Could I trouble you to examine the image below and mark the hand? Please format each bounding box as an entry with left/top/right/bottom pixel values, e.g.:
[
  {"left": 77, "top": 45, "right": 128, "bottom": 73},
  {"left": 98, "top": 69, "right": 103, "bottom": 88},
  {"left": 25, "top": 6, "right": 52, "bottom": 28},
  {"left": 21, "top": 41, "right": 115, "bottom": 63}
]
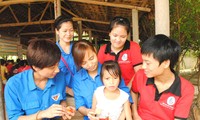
[
  {"left": 42, "top": 104, "right": 65, "bottom": 118},
  {"left": 88, "top": 111, "right": 99, "bottom": 120},
  {"left": 62, "top": 106, "right": 75, "bottom": 120},
  {"left": 133, "top": 114, "right": 142, "bottom": 120}
]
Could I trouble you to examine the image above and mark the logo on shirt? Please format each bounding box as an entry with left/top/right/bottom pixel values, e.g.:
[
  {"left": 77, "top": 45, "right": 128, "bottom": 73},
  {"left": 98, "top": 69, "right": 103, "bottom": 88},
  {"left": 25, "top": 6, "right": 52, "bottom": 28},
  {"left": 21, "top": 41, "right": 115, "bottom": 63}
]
[
  {"left": 121, "top": 54, "right": 128, "bottom": 61},
  {"left": 51, "top": 93, "right": 60, "bottom": 101},
  {"left": 167, "top": 96, "right": 175, "bottom": 105}
]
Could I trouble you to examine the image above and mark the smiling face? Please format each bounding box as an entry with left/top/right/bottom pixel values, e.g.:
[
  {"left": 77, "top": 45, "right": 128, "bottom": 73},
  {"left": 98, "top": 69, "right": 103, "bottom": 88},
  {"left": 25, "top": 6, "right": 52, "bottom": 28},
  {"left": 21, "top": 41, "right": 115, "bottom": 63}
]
[
  {"left": 142, "top": 54, "right": 169, "bottom": 78},
  {"left": 109, "top": 25, "right": 128, "bottom": 51},
  {"left": 102, "top": 69, "right": 120, "bottom": 92},
  {"left": 56, "top": 21, "right": 74, "bottom": 43},
  {"left": 81, "top": 48, "right": 98, "bottom": 73}
]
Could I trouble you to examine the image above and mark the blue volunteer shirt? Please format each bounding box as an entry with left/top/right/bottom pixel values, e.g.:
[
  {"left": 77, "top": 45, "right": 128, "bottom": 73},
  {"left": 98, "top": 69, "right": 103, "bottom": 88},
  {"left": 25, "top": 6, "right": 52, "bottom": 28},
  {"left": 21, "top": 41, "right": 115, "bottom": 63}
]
[
  {"left": 56, "top": 41, "right": 77, "bottom": 88},
  {"left": 4, "top": 69, "right": 67, "bottom": 120},
  {"left": 72, "top": 63, "right": 131, "bottom": 120}
]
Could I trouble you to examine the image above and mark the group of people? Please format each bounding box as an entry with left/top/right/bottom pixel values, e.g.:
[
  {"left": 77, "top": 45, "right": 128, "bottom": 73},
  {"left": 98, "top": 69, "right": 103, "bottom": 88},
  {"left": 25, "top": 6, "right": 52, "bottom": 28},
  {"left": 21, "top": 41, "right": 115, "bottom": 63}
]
[
  {"left": 3, "top": 15, "right": 194, "bottom": 120},
  {"left": 1, "top": 59, "right": 30, "bottom": 91}
]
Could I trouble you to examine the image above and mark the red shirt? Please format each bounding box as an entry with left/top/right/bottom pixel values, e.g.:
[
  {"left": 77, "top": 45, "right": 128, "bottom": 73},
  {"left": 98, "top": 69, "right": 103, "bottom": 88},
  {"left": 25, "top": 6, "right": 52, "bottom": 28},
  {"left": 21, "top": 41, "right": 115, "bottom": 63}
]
[
  {"left": 132, "top": 69, "right": 194, "bottom": 119},
  {"left": 98, "top": 41, "right": 142, "bottom": 85}
]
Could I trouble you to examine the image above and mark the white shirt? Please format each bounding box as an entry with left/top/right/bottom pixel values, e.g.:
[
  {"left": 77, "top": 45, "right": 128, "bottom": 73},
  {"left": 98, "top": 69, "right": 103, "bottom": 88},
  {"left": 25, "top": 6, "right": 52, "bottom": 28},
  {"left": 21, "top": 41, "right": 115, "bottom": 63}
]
[{"left": 94, "top": 86, "right": 129, "bottom": 120}]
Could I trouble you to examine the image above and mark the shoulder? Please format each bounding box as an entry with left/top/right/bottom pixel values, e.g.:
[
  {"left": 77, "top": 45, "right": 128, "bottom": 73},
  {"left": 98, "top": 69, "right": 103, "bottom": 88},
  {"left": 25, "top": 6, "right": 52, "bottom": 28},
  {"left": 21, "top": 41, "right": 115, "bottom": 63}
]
[
  {"left": 180, "top": 76, "right": 194, "bottom": 91},
  {"left": 6, "top": 70, "right": 31, "bottom": 90},
  {"left": 119, "top": 88, "right": 129, "bottom": 97},
  {"left": 95, "top": 86, "right": 104, "bottom": 92},
  {"left": 129, "top": 41, "right": 141, "bottom": 49},
  {"left": 135, "top": 69, "right": 146, "bottom": 78},
  {"left": 73, "top": 69, "right": 88, "bottom": 83},
  {"left": 99, "top": 44, "right": 107, "bottom": 51}
]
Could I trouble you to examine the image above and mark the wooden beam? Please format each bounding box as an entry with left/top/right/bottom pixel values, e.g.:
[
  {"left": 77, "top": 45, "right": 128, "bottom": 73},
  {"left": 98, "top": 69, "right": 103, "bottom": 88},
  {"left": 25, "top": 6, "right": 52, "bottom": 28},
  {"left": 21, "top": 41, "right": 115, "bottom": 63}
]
[
  {"left": 9, "top": 6, "right": 19, "bottom": 23},
  {"left": 1, "top": 16, "right": 109, "bottom": 28},
  {"left": 14, "top": 9, "right": 44, "bottom": 36},
  {"left": 0, "top": 0, "right": 54, "bottom": 6},
  {"left": 39, "top": 2, "right": 50, "bottom": 21},
  {"left": 0, "top": 5, "right": 8, "bottom": 14},
  {"left": 28, "top": 3, "right": 31, "bottom": 22},
  {"left": 20, "top": 31, "right": 54, "bottom": 36},
  {"left": 68, "top": 0, "right": 151, "bottom": 12},
  {"left": 85, "top": 29, "right": 109, "bottom": 33},
  {"left": 0, "top": 20, "right": 54, "bottom": 27},
  {"left": 61, "top": 6, "right": 79, "bottom": 17},
  {"left": 73, "top": 17, "right": 109, "bottom": 24},
  {"left": 19, "top": 28, "right": 108, "bottom": 36}
]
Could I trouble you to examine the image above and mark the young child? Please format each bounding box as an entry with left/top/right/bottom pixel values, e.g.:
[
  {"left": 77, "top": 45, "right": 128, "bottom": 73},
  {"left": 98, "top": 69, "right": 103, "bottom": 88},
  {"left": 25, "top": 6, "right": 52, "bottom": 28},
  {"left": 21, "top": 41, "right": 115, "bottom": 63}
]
[
  {"left": 4, "top": 39, "right": 75, "bottom": 120},
  {"left": 131, "top": 34, "right": 194, "bottom": 120},
  {"left": 88, "top": 60, "right": 132, "bottom": 120},
  {"left": 72, "top": 40, "right": 130, "bottom": 120}
]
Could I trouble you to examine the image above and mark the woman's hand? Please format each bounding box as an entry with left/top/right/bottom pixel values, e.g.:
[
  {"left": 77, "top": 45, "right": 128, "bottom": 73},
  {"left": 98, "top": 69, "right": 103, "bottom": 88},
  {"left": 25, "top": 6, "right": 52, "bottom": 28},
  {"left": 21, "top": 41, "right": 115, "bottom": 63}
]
[
  {"left": 88, "top": 111, "right": 99, "bottom": 120},
  {"left": 62, "top": 106, "right": 76, "bottom": 120}
]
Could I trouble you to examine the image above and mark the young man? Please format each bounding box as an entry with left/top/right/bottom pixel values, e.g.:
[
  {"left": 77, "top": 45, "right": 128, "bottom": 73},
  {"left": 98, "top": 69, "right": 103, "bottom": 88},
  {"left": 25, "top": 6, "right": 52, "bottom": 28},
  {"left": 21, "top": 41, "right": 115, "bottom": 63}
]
[
  {"left": 4, "top": 39, "right": 75, "bottom": 120},
  {"left": 131, "top": 34, "right": 194, "bottom": 120}
]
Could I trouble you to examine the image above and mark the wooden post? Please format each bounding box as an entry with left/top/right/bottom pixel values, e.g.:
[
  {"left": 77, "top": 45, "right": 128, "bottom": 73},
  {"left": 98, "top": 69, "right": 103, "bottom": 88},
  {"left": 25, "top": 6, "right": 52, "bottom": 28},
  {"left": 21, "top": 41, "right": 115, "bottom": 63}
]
[
  {"left": 88, "top": 30, "right": 92, "bottom": 42},
  {"left": 155, "top": 0, "right": 170, "bottom": 36},
  {"left": 77, "top": 21, "right": 82, "bottom": 40},
  {"left": 94, "top": 38, "right": 98, "bottom": 51},
  {"left": 17, "top": 40, "right": 23, "bottom": 59},
  {"left": 0, "top": 64, "right": 5, "bottom": 120},
  {"left": 132, "top": 9, "right": 139, "bottom": 43},
  {"left": 54, "top": 0, "right": 61, "bottom": 41}
]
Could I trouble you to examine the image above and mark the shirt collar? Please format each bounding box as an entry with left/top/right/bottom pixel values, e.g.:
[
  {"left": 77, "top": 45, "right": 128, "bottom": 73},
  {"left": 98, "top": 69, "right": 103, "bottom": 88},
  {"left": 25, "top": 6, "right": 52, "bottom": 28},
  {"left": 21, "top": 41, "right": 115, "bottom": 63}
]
[
  {"left": 105, "top": 40, "right": 130, "bottom": 54},
  {"left": 80, "top": 62, "right": 101, "bottom": 81},
  {"left": 56, "top": 41, "right": 73, "bottom": 54},
  {"left": 146, "top": 73, "right": 181, "bottom": 96},
  {"left": 28, "top": 69, "right": 36, "bottom": 91}
]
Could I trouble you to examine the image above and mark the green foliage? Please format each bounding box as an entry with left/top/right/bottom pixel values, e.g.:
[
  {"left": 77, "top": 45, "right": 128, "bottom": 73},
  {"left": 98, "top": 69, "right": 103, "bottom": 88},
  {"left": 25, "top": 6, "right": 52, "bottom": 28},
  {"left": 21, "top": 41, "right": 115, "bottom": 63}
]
[{"left": 170, "top": 0, "right": 200, "bottom": 57}]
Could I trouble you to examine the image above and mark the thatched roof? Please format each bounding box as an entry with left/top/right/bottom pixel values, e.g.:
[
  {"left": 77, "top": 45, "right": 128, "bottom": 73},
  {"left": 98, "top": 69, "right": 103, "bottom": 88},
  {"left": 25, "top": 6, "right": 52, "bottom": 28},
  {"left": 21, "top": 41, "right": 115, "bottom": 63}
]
[{"left": 0, "top": 0, "right": 154, "bottom": 45}]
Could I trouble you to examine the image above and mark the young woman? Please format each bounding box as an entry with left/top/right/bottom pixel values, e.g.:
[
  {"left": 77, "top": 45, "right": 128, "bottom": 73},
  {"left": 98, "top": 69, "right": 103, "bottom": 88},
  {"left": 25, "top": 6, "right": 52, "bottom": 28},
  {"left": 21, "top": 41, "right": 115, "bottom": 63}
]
[
  {"left": 88, "top": 60, "right": 132, "bottom": 120},
  {"left": 72, "top": 40, "right": 130, "bottom": 120},
  {"left": 54, "top": 15, "right": 77, "bottom": 96},
  {"left": 4, "top": 39, "right": 75, "bottom": 120},
  {"left": 98, "top": 16, "right": 143, "bottom": 88}
]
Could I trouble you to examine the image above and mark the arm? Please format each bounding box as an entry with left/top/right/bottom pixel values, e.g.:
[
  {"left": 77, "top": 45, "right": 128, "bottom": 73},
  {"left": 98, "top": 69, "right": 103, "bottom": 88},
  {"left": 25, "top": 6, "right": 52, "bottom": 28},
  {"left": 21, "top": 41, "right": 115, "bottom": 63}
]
[
  {"left": 66, "top": 86, "right": 74, "bottom": 96},
  {"left": 18, "top": 104, "right": 66, "bottom": 120},
  {"left": 131, "top": 91, "right": 142, "bottom": 120},
  {"left": 92, "top": 94, "right": 97, "bottom": 110},
  {"left": 124, "top": 100, "right": 132, "bottom": 120},
  {"left": 88, "top": 94, "right": 99, "bottom": 120}
]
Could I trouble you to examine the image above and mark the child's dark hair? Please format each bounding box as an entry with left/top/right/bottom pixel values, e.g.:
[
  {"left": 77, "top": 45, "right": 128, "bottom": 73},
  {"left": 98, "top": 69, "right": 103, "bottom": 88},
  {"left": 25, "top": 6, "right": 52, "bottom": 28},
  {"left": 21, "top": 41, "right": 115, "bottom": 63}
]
[
  {"left": 27, "top": 39, "right": 61, "bottom": 70},
  {"left": 54, "top": 15, "right": 73, "bottom": 30},
  {"left": 141, "top": 34, "right": 181, "bottom": 70},
  {"left": 109, "top": 16, "right": 131, "bottom": 34},
  {"left": 100, "top": 60, "right": 122, "bottom": 83}
]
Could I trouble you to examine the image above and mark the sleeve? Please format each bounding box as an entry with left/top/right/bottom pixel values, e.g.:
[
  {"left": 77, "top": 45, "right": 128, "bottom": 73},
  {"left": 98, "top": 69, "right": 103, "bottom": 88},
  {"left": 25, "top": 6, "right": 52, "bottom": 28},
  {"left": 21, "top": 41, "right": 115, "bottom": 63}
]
[
  {"left": 4, "top": 80, "right": 24, "bottom": 120},
  {"left": 120, "top": 90, "right": 129, "bottom": 104},
  {"left": 118, "top": 78, "right": 133, "bottom": 103},
  {"left": 174, "top": 83, "right": 194, "bottom": 119},
  {"left": 72, "top": 77, "right": 86, "bottom": 110},
  {"left": 98, "top": 45, "right": 106, "bottom": 64},
  {"left": 130, "top": 42, "right": 143, "bottom": 66}
]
